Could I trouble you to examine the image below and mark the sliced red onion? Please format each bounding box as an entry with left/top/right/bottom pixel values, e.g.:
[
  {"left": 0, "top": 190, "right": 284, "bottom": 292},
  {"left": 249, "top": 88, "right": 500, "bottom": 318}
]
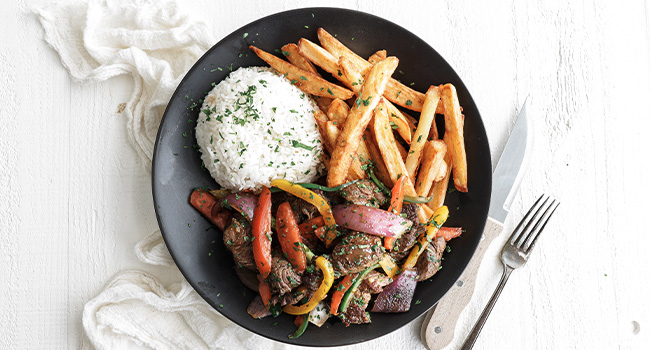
[
  {"left": 371, "top": 268, "right": 418, "bottom": 313},
  {"left": 331, "top": 204, "right": 413, "bottom": 238},
  {"left": 222, "top": 192, "right": 257, "bottom": 221}
]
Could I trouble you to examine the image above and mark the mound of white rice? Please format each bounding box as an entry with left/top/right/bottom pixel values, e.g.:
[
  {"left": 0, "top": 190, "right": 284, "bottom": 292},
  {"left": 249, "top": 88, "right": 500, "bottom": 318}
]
[{"left": 195, "top": 67, "right": 325, "bottom": 191}]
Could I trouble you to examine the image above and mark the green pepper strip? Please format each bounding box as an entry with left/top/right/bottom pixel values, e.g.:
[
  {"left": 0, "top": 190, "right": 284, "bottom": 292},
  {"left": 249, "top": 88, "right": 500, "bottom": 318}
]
[
  {"left": 288, "top": 313, "right": 310, "bottom": 339},
  {"left": 403, "top": 195, "right": 433, "bottom": 204},
  {"left": 338, "top": 262, "right": 381, "bottom": 314},
  {"left": 367, "top": 167, "right": 391, "bottom": 195},
  {"left": 298, "top": 180, "right": 359, "bottom": 192}
]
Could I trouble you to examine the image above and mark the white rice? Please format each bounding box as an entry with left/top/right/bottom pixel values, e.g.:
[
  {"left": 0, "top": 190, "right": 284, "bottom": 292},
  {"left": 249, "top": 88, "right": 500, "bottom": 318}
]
[{"left": 195, "top": 67, "right": 325, "bottom": 191}]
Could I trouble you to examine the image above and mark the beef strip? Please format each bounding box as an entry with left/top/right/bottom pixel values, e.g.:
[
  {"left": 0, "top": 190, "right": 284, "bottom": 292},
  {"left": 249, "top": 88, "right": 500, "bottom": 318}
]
[
  {"left": 270, "top": 286, "right": 307, "bottom": 307},
  {"left": 389, "top": 203, "right": 422, "bottom": 262},
  {"left": 267, "top": 252, "right": 302, "bottom": 295},
  {"left": 331, "top": 232, "right": 384, "bottom": 275},
  {"left": 272, "top": 189, "right": 331, "bottom": 223},
  {"left": 416, "top": 236, "right": 447, "bottom": 281},
  {"left": 222, "top": 215, "right": 256, "bottom": 270},
  {"left": 339, "top": 289, "right": 372, "bottom": 325},
  {"left": 338, "top": 179, "right": 388, "bottom": 208},
  {"left": 247, "top": 295, "right": 271, "bottom": 319},
  {"left": 359, "top": 270, "right": 393, "bottom": 294}
]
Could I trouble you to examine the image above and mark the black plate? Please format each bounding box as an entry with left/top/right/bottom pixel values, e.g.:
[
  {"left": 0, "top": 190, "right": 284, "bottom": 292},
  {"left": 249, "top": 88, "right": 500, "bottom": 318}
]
[{"left": 153, "top": 7, "right": 491, "bottom": 347}]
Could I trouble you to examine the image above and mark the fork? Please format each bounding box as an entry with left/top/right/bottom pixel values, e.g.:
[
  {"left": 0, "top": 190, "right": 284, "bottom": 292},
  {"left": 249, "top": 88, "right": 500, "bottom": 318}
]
[{"left": 460, "top": 195, "right": 560, "bottom": 350}]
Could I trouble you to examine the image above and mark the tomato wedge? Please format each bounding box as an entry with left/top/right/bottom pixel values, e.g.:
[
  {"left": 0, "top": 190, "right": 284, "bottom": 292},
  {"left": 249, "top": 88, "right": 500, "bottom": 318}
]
[
  {"left": 330, "top": 274, "right": 355, "bottom": 316},
  {"left": 252, "top": 186, "right": 273, "bottom": 278},
  {"left": 277, "top": 202, "right": 307, "bottom": 273},
  {"left": 384, "top": 176, "right": 406, "bottom": 250}
]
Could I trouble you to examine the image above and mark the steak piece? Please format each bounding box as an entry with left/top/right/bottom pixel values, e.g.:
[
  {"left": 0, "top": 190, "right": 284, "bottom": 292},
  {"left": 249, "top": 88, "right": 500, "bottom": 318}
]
[
  {"left": 222, "top": 215, "right": 256, "bottom": 270},
  {"left": 339, "top": 179, "right": 388, "bottom": 208},
  {"left": 416, "top": 236, "right": 447, "bottom": 281},
  {"left": 339, "top": 289, "right": 371, "bottom": 325},
  {"left": 272, "top": 189, "right": 331, "bottom": 223},
  {"left": 331, "top": 232, "right": 384, "bottom": 275},
  {"left": 389, "top": 203, "right": 421, "bottom": 262},
  {"left": 247, "top": 295, "right": 271, "bottom": 319},
  {"left": 360, "top": 270, "right": 393, "bottom": 294},
  {"left": 267, "top": 252, "right": 302, "bottom": 295}
]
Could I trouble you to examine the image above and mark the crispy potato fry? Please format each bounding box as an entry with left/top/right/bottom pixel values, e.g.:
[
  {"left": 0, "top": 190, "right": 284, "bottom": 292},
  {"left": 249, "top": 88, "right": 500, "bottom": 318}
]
[
  {"left": 297, "top": 38, "right": 346, "bottom": 82},
  {"left": 324, "top": 121, "right": 366, "bottom": 181},
  {"left": 327, "top": 57, "right": 399, "bottom": 187},
  {"left": 326, "top": 98, "right": 350, "bottom": 126},
  {"left": 364, "top": 130, "right": 393, "bottom": 187},
  {"left": 313, "top": 109, "right": 331, "bottom": 150},
  {"left": 372, "top": 100, "right": 416, "bottom": 196},
  {"left": 281, "top": 43, "right": 319, "bottom": 74},
  {"left": 392, "top": 137, "right": 407, "bottom": 161},
  {"left": 339, "top": 57, "right": 416, "bottom": 145},
  {"left": 428, "top": 151, "right": 452, "bottom": 211},
  {"left": 435, "top": 159, "right": 448, "bottom": 181},
  {"left": 368, "top": 50, "right": 387, "bottom": 65},
  {"left": 440, "top": 84, "right": 468, "bottom": 192},
  {"left": 282, "top": 43, "right": 332, "bottom": 111},
  {"left": 317, "top": 28, "right": 426, "bottom": 112},
  {"left": 405, "top": 86, "right": 441, "bottom": 179},
  {"left": 326, "top": 99, "right": 372, "bottom": 175},
  {"left": 249, "top": 45, "right": 354, "bottom": 100},
  {"left": 415, "top": 140, "right": 447, "bottom": 197}
]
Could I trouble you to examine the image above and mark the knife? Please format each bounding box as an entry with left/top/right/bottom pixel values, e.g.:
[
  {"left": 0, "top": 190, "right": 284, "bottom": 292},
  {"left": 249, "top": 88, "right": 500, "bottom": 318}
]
[{"left": 421, "top": 99, "right": 531, "bottom": 350}]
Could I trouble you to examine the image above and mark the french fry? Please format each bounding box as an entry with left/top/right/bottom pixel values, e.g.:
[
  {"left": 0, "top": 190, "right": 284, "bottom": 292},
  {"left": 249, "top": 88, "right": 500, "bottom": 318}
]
[
  {"left": 368, "top": 50, "right": 387, "bottom": 65},
  {"left": 372, "top": 100, "right": 416, "bottom": 196},
  {"left": 297, "top": 38, "right": 346, "bottom": 82},
  {"left": 281, "top": 43, "right": 319, "bottom": 74},
  {"left": 435, "top": 159, "right": 448, "bottom": 181},
  {"left": 282, "top": 43, "right": 332, "bottom": 112},
  {"left": 364, "top": 130, "right": 393, "bottom": 187},
  {"left": 395, "top": 137, "right": 408, "bottom": 161},
  {"left": 249, "top": 45, "right": 354, "bottom": 100},
  {"left": 405, "top": 86, "right": 441, "bottom": 179},
  {"left": 339, "top": 57, "right": 416, "bottom": 144},
  {"left": 327, "top": 57, "right": 399, "bottom": 187},
  {"left": 440, "top": 84, "right": 468, "bottom": 192},
  {"left": 324, "top": 121, "right": 366, "bottom": 181},
  {"left": 326, "top": 98, "right": 350, "bottom": 126},
  {"left": 373, "top": 101, "right": 433, "bottom": 224},
  {"left": 317, "top": 28, "right": 426, "bottom": 112},
  {"left": 326, "top": 100, "right": 373, "bottom": 174},
  {"left": 313, "top": 109, "right": 331, "bottom": 151},
  {"left": 428, "top": 151, "right": 452, "bottom": 211},
  {"left": 415, "top": 140, "right": 447, "bottom": 197}
]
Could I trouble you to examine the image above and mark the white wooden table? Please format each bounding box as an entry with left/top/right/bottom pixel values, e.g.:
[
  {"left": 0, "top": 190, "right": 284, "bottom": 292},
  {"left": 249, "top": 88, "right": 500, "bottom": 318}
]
[{"left": 2, "top": 0, "right": 649, "bottom": 349}]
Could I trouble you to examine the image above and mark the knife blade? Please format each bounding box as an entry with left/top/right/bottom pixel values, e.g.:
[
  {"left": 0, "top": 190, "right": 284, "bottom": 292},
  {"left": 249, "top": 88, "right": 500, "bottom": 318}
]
[{"left": 422, "top": 99, "right": 531, "bottom": 350}]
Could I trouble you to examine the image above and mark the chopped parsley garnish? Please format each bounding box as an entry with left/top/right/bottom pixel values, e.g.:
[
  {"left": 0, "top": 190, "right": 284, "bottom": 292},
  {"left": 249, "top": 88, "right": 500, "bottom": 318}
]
[{"left": 291, "top": 140, "right": 315, "bottom": 151}]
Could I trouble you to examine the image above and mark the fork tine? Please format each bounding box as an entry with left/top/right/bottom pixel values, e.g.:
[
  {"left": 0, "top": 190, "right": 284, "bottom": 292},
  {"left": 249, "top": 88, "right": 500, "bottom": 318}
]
[
  {"left": 509, "top": 195, "right": 545, "bottom": 245},
  {"left": 513, "top": 196, "right": 550, "bottom": 247},
  {"left": 523, "top": 200, "right": 560, "bottom": 254}
]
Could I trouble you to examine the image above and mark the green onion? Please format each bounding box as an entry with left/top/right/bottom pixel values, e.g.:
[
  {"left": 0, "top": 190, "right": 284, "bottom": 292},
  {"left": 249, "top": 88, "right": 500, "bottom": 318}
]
[
  {"left": 339, "top": 263, "right": 380, "bottom": 314},
  {"left": 288, "top": 313, "right": 310, "bottom": 339},
  {"left": 403, "top": 195, "right": 433, "bottom": 204},
  {"left": 367, "top": 167, "right": 391, "bottom": 195},
  {"left": 297, "top": 180, "right": 359, "bottom": 192}
]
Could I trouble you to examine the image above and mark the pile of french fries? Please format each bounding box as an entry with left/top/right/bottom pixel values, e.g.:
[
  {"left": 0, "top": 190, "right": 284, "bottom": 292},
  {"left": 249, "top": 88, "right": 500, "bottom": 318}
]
[{"left": 250, "top": 28, "right": 468, "bottom": 224}]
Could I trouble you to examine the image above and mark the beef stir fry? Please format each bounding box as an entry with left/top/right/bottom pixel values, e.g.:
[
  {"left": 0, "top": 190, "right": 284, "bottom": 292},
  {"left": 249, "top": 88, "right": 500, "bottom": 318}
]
[{"left": 190, "top": 176, "right": 462, "bottom": 338}]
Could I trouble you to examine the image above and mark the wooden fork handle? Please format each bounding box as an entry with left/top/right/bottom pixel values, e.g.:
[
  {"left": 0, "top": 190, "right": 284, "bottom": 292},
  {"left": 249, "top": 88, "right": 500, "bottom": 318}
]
[{"left": 421, "top": 218, "right": 504, "bottom": 350}]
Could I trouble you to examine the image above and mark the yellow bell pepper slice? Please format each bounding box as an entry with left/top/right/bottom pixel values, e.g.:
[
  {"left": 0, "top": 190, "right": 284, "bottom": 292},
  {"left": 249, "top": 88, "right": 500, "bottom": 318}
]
[
  {"left": 379, "top": 254, "right": 399, "bottom": 279},
  {"left": 271, "top": 179, "right": 338, "bottom": 246},
  {"left": 402, "top": 206, "right": 449, "bottom": 270},
  {"left": 283, "top": 256, "right": 334, "bottom": 315}
]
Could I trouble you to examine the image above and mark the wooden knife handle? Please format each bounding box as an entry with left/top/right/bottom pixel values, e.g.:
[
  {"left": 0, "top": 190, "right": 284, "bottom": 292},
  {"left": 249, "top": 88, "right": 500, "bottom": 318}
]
[{"left": 422, "top": 218, "right": 504, "bottom": 350}]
